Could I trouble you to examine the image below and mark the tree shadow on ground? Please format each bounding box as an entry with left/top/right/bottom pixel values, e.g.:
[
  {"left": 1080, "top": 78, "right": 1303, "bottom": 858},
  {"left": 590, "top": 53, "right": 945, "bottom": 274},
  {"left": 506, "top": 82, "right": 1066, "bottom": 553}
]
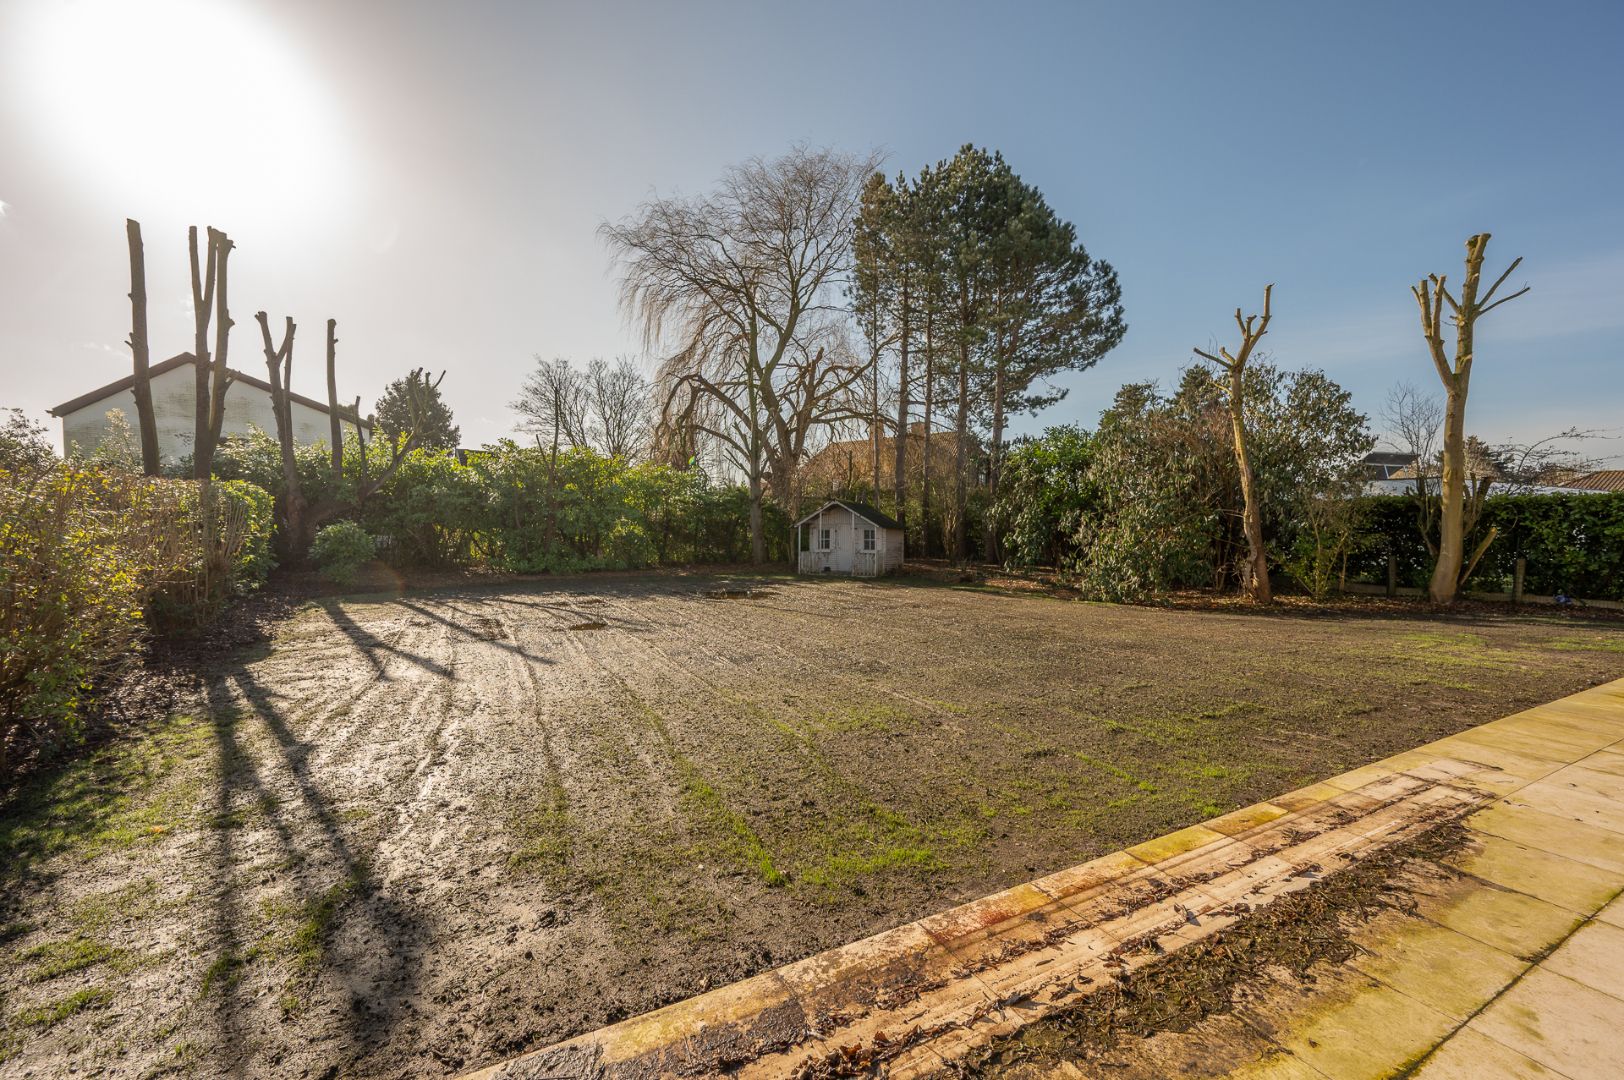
[
  {"left": 200, "top": 667, "right": 425, "bottom": 1076},
  {"left": 319, "top": 599, "right": 458, "bottom": 679}
]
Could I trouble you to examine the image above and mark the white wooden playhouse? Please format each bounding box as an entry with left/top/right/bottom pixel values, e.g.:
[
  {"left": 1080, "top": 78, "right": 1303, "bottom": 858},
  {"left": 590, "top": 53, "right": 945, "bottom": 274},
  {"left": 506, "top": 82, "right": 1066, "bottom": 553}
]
[{"left": 794, "top": 500, "right": 905, "bottom": 578}]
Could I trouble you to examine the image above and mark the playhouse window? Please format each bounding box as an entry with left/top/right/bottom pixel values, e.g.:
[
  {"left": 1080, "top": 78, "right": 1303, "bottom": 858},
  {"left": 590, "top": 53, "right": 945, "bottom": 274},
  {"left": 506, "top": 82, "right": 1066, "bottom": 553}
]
[
  {"left": 862, "top": 528, "right": 876, "bottom": 552},
  {"left": 815, "top": 528, "right": 832, "bottom": 551}
]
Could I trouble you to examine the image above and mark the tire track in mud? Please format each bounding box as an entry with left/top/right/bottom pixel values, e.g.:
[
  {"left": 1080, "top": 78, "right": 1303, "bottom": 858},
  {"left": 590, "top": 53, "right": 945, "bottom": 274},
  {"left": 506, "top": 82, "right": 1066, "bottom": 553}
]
[
  {"left": 612, "top": 586, "right": 1191, "bottom": 885},
  {"left": 544, "top": 590, "right": 966, "bottom": 902}
]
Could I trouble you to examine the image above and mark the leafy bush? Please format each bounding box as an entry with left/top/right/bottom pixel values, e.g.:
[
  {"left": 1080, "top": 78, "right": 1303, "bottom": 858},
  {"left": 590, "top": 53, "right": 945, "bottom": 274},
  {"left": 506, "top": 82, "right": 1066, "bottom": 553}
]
[
  {"left": 2, "top": 461, "right": 275, "bottom": 781},
  {"left": 2, "top": 467, "right": 147, "bottom": 774},
  {"left": 144, "top": 479, "right": 276, "bottom": 631},
  {"left": 994, "top": 426, "right": 1098, "bottom": 569},
  {"left": 1059, "top": 367, "right": 1371, "bottom": 601},
  {"left": 310, "top": 521, "right": 376, "bottom": 585}
]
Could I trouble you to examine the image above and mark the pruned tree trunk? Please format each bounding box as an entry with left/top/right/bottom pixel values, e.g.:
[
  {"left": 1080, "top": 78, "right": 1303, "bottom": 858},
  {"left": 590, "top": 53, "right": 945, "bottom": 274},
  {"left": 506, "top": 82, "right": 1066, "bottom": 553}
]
[
  {"left": 204, "top": 229, "right": 233, "bottom": 464},
  {"left": 256, "top": 312, "right": 306, "bottom": 554},
  {"left": 1195, "top": 284, "right": 1274, "bottom": 604},
  {"left": 1228, "top": 363, "right": 1269, "bottom": 602},
  {"left": 326, "top": 319, "right": 342, "bottom": 480},
  {"left": 189, "top": 226, "right": 216, "bottom": 479},
  {"left": 1412, "top": 233, "right": 1527, "bottom": 604},
  {"left": 186, "top": 226, "right": 234, "bottom": 481},
  {"left": 125, "top": 219, "right": 161, "bottom": 475},
  {"left": 258, "top": 290, "right": 435, "bottom": 560}
]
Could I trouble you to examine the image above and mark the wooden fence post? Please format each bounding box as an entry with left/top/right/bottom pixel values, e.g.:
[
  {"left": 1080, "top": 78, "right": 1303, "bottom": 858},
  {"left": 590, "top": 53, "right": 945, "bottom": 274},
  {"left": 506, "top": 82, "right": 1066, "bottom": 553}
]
[
  {"left": 1386, "top": 551, "right": 1398, "bottom": 598},
  {"left": 1512, "top": 557, "right": 1526, "bottom": 604}
]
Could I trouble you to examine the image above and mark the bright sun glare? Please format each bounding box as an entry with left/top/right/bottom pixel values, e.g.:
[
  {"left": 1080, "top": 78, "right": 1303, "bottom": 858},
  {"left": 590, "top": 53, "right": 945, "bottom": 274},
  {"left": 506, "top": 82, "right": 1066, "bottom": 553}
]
[{"left": 8, "top": 0, "right": 353, "bottom": 227}]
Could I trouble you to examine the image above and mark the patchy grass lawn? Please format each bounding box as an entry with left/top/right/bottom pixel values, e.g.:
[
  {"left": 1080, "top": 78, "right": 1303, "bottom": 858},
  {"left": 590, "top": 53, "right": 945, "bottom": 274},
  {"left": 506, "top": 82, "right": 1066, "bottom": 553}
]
[{"left": 0, "top": 572, "right": 1619, "bottom": 1077}]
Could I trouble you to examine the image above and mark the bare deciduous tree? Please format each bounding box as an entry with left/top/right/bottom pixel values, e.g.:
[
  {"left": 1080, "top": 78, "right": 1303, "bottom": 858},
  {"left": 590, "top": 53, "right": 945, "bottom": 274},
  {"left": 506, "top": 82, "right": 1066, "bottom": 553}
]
[
  {"left": 603, "top": 145, "right": 880, "bottom": 562},
  {"left": 586, "top": 356, "right": 654, "bottom": 461},
  {"left": 124, "top": 219, "right": 161, "bottom": 475},
  {"left": 1412, "top": 232, "right": 1528, "bottom": 603},
  {"left": 1493, "top": 428, "right": 1607, "bottom": 492},
  {"left": 1194, "top": 284, "right": 1274, "bottom": 604},
  {"left": 1381, "top": 383, "right": 1443, "bottom": 485},
  {"left": 1382, "top": 381, "right": 1448, "bottom": 554},
  {"left": 514, "top": 357, "right": 592, "bottom": 451}
]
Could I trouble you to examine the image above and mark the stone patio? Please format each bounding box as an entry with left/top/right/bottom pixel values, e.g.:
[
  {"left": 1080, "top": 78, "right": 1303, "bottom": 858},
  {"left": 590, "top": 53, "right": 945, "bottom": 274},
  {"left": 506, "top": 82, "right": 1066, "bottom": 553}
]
[{"left": 460, "top": 677, "right": 1624, "bottom": 1080}]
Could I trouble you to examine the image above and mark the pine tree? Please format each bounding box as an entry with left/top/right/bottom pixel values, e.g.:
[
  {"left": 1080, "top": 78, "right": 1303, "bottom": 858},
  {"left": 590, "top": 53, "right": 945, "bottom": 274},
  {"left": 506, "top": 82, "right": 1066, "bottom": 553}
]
[{"left": 377, "top": 371, "right": 459, "bottom": 451}]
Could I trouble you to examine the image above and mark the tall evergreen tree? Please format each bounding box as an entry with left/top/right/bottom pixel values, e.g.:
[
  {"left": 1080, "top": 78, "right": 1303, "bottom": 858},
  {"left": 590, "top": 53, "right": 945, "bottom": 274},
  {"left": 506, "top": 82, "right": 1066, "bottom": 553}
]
[{"left": 377, "top": 370, "right": 459, "bottom": 450}]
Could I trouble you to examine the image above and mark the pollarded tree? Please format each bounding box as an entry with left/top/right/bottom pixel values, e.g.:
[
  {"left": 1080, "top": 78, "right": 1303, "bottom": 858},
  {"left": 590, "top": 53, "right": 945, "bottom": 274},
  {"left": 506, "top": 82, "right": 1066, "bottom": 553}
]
[
  {"left": 123, "top": 219, "right": 161, "bottom": 475},
  {"left": 187, "top": 226, "right": 235, "bottom": 482},
  {"left": 1195, "top": 286, "right": 1274, "bottom": 603},
  {"left": 257, "top": 311, "right": 442, "bottom": 557},
  {"left": 1411, "top": 233, "right": 1528, "bottom": 604}
]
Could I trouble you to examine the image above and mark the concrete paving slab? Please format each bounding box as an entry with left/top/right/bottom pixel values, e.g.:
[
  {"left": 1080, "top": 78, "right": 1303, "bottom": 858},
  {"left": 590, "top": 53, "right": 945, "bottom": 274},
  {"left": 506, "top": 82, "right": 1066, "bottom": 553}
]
[
  {"left": 1419, "top": 877, "right": 1584, "bottom": 960},
  {"left": 1346, "top": 916, "right": 1526, "bottom": 1020},
  {"left": 1541, "top": 919, "right": 1624, "bottom": 1001},
  {"left": 1468, "top": 967, "right": 1624, "bottom": 1079},
  {"left": 1248, "top": 974, "right": 1460, "bottom": 1080},
  {"left": 1465, "top": 802, "right": 1624, "bottom": 874},
  {"left": 1578, "top": 747, "right": 1624, "bottom": 777},
  {"left": 1409, "top": 1026, "right": 1568, "bottom": 1079},
  {"left": 1507, "top": 776, "right": 1624, "bottom": 835},
  {"left": 1447, "top": 831, "right": 1623, "bottom": 914}
]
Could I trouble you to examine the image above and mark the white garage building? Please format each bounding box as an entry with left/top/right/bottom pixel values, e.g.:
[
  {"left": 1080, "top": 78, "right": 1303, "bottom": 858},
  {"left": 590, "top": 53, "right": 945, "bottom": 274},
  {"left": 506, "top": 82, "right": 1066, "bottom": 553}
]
[
  {"left": 794, "top": 500, "right": 905, "bottom": 578},
  {"left": 50, "top": 352, "right": 366, "bottom": 464}
]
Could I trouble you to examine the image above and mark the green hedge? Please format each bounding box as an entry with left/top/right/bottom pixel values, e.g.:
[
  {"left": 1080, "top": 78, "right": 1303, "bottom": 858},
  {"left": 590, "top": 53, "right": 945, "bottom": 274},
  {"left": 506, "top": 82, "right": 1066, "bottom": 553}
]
[
  {"left": 210, "top": 430, "right": 790, "bottom": 573},
  {"left": 359, "top": 444, "right": 790, "bottom": 571},
  {"left": 1348, "top": 493, "right": 1624, "bottom": 600},
  {"left": 2, "top": 465, "right": 274, "bottom": 782}
]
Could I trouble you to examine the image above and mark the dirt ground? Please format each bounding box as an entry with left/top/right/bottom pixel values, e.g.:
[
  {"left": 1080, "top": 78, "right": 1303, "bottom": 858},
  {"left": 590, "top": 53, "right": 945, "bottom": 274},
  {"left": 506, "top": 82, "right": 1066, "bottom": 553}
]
[{"left": 1, "top": 572, "right": 1620, "bottom": 1078}]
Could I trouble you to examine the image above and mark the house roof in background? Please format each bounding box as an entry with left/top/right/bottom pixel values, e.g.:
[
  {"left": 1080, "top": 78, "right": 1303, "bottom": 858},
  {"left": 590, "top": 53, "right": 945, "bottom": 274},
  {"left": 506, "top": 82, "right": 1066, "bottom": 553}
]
[
  {"left": 50, "top": 352, "right": 369, "bottom": 426},
  {"left": 1361, "top": 451, "right": 1417, "bottom": 467},
  {"left": 1567, "top": 470, "right": 1624, "bottom": 492},
  {"left": 795, "top": 499, "right": 904, "bottom": 531}
]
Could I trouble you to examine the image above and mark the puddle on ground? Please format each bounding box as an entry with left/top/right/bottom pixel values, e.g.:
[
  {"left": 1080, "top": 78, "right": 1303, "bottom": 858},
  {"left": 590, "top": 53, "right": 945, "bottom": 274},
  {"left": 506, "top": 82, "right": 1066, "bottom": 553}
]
[
  {"left": 568, "top": 621, "right": 608, "bottom": 631},
  {"left": 706, "top": 586, "right": 776, "bottom": 600}
]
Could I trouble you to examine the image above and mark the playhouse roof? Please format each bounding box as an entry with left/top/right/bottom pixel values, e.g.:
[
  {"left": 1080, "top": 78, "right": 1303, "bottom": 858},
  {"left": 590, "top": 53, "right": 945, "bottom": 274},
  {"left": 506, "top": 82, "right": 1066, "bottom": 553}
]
[{"left": 794, "top": 499, "right": 903, "bottom": 531}]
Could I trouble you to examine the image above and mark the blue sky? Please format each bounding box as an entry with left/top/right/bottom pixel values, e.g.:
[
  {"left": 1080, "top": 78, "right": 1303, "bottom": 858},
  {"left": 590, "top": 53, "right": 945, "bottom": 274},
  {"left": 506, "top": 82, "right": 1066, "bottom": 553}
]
[{"left": 2, "top": 0, "right": 1620, "bottom": 459}]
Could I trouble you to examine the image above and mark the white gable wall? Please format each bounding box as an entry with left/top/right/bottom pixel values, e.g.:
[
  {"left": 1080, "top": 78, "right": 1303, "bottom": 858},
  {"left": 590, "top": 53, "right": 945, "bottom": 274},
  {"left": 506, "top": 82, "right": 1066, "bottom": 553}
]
[
  {"left": 796, "top": 504, "right": 904, "bottom": 576},
  {"left": 61, "top": 362, "right": 338, "bottom": 465}
]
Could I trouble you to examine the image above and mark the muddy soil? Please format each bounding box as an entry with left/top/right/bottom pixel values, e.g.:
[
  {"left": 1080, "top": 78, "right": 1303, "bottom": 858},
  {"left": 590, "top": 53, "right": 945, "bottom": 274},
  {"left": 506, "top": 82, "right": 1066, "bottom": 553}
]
[{"left": 1, "top": 573, "right": 1619, "bottom": 1078}]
